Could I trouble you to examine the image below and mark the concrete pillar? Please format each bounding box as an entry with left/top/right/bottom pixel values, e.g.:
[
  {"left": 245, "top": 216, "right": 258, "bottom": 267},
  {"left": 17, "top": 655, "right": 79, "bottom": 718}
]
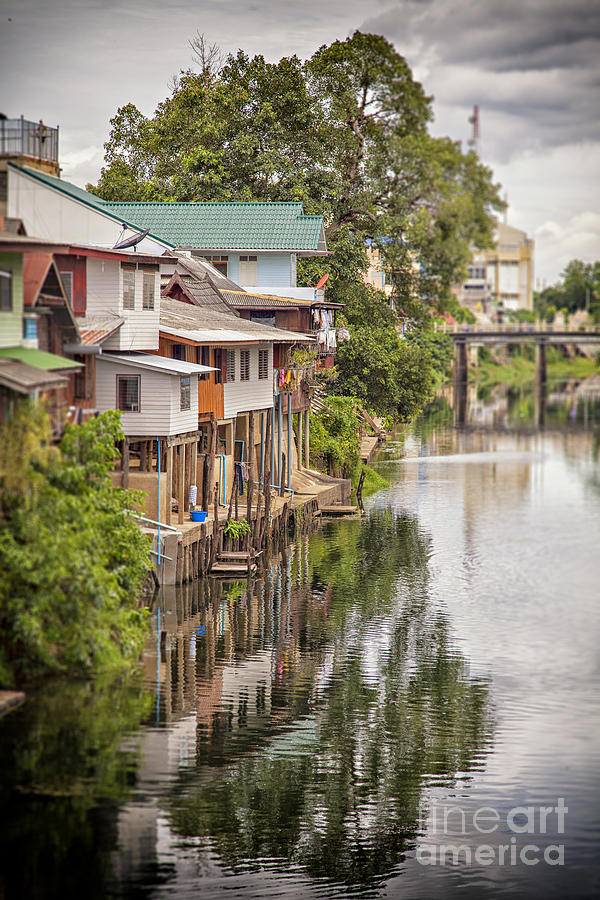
[
  {"left": 271, "top": 401, "right": 276, "bottom": 491},
  {"left": 534, "top": 382, "right": 546, "bottom": 428},
  {"left": 165, "top": 444, "right": 173, "bottom": 526},
  {"left": 297, "top": 411, "right": 303, "bottom": 469},
  {"left": 304, "top": 408, "right": 310, "bottom": 469},
  {"left": 260, "top": 411, "right": 266, "bottom": 484},
  {"left": 535, "top": 339, "right": 547, "bottom": 386},
  {"left": 454, "top": 340, "right": 468, "bottom": 385},
  {"left": 278, "top": 393, "right": 283, "bottom": 495},
  {"left": 287, "top": 393, "right": 292, "bottom": 489}
]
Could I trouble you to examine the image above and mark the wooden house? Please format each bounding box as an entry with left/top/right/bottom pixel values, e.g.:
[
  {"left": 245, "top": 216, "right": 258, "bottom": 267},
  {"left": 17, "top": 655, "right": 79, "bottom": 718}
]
[{"left": 0, "top": 233, "right": 82, "bottom": 432}]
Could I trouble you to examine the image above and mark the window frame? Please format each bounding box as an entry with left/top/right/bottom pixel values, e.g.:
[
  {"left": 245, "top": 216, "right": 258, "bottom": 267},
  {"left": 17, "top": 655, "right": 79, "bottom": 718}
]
[
  {"left": 258, "top": 347, "right": 269, "bottom": 379},
  {"left": 196, "top": 345, "right": 210, "bottom": 381},
  {"left": 180, "top": 375, "right": 191, "bottom": 411},
  {"left": 116, "top": 374, "right": 140, "bottom": 413},
  {"left": 240, "top": 348, "right": 250, "bottom": 382},
  {"left": 226, "top": 349, "right": 236, "bottom": 382},
  {"left": 0, "top": 268, "right": 12, "bottom": 312},
  {"left": 238, "top": 254, "right": 258, "bottom": 286},
  {"left": 122, "top": 265, "right": 136, "bottom": 311},
  {"left": 142, "top": 267, "right": 155, "bottom": 310}
]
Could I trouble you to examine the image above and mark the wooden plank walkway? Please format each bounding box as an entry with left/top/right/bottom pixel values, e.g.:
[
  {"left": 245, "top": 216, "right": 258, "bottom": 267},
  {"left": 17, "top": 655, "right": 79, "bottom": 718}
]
[
  {"left": 210, "top": 562, "right": 257, "bottom": 576},
  {"left": 318, "top": 505, "right": 359, "bottom": 517}
]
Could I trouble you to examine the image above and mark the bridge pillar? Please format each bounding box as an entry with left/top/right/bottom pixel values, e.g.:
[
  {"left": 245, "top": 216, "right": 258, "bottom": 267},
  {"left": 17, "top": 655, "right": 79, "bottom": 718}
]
[
  {"left": 534, "top": 382, "right": 546, "bottom": 428},
  {"left": 454, "top": 340, "right": 468, "bottom": 385},
  {"left": 535, "top": 339, "right": 547, "bottom": 386}
]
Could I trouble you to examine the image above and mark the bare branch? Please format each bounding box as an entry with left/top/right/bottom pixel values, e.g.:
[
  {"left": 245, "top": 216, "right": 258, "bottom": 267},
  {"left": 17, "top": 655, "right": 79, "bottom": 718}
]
[{"left": 189, "top": 31, "right": 225, "bottom": 87}]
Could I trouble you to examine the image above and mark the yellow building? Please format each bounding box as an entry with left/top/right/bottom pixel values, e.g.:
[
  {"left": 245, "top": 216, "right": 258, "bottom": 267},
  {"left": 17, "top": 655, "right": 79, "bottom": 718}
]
[{"left": 455, "top": 222, "right": 535, "bottom": 313}]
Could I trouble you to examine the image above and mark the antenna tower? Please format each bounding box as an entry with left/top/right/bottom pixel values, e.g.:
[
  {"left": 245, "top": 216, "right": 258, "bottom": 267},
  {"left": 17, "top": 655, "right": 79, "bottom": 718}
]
[{"left": 467, "top": 104, "right": 480, "bottom": 155}]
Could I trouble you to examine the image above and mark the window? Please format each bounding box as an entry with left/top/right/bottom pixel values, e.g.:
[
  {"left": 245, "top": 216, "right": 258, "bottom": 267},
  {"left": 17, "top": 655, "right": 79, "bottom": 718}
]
[
  {"left": 196, "top": 345, "right": 210, "bottom": 381},
  {"left": 23, "top": 316, "right": 38, "bottom": 341},
  {"left": 117, "top": 375, "right": 140, "bottom": 412},
  {"left": 193, "top": 253, "right": 229, "bottom": 276},
  {"left": 258, "top": 348, "right": 269, "bottom": 379},
  {"left": 180, "top": 376, "right": 191, "bottom": 410},
  {"left": 0, "top": 268, "right": 12, "bottom": 311},
  {"left": 214, "top": 348, "right": 223, "bottom": 384},
  {"left": 240, "top": 349, "right": 250, "bottom": 381},
  {"left": 226, "top": 349, "right": 236, "bottom": 382},
  {"left": 238, "top": 254, "right": 258, "bottom": 285},
  {"left": 142, "top": 268, "right": 155, "bottom": 310},
  {"left": 172, "top": 343, "right": 186, "bottom": 360},
  {"left": 122, "top": 265, "right": 136, "bottom": 310}
]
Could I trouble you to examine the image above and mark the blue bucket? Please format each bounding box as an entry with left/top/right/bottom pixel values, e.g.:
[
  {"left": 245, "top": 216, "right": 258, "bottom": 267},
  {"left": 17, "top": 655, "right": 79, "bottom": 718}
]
[{"left": 190, "top": 510, "right": 207, "bottom": 523}]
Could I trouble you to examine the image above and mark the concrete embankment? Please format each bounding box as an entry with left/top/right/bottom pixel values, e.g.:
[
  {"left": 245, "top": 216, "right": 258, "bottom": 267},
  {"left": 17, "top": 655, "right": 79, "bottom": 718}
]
[{"left": 143, "top": 468, "right": 352, "bottom": 585}]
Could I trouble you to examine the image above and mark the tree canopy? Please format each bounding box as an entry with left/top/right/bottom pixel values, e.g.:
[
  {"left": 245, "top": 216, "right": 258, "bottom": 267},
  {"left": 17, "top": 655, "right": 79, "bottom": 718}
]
[
  {"left": 91, "top": 31, "right": 504, "bottom": 312},
  {"left": 0, "top": 405, "right": 152, "bottom": 686}
]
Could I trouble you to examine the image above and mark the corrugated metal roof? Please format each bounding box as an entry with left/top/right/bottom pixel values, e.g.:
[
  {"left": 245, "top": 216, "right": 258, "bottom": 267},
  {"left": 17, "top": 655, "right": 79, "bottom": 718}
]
[
  {"left": 160, "top": 297, "right": 313, "bottom": 344},
  {"left": 0, "top": 346, "right": 82, "bottom": 370},
  {"left": 9, "top": 164, "right": 175, "bottom": 249},
  {"left": 101, "top": 201, "right": 325, "bottom": 251},
  {"left": 0, "top": 358, "right": 68, "bottom": 393},
  {"left": 221, "top": 289, "right": 313, "bottom": 309},
  {"left": 100, "top": 353, "right": 215, "bottom": 375},
  {"left": 77, "top": 316, "right": 124, "bottom": 345}
]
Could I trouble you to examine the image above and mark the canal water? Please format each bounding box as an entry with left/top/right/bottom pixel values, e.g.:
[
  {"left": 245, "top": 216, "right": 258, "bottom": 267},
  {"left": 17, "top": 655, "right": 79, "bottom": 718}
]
[{"left": 1, "top": 378, "right": 599, "bottom": 899}]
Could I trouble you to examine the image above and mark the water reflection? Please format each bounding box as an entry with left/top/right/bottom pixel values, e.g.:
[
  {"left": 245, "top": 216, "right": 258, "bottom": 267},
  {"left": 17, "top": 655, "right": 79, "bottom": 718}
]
[{"left": 110, "top": 513, "right": 492, "bottom": 896}]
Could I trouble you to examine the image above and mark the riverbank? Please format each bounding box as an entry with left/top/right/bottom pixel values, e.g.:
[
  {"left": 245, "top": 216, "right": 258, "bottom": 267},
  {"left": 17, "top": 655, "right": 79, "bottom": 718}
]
[{"left": 475, "top": 354, "right": 598, "bottom": 387}]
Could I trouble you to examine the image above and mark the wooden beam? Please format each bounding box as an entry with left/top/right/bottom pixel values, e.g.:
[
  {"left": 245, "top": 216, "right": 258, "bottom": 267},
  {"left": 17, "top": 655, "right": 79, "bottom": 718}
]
[
  {"left": 121, "top": 439, "right": 129, "bottom": 488},
  {"left": 165, "top": 444, "right": 173, "bottom": 526},
  {"left": 177, "top": 445, "right": 185, "bottom": 525},
  {"left": 246, "top": 411, "right": 254, "bottom": 526}
]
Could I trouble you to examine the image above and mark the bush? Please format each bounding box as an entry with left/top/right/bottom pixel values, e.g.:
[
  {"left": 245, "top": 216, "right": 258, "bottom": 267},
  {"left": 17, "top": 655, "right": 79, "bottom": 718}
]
[{"left": 0, "top": 403, "right": 152, "bottom": 686}]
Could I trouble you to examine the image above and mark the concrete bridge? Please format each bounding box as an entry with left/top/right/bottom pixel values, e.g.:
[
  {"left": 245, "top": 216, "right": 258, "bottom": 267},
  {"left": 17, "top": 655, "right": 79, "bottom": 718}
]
[
  {"left": 448, "top": 326, "right": 600, "bottom": 386},
  {"left": 445, "top": 325, "right": 600, "bottom": 428}
]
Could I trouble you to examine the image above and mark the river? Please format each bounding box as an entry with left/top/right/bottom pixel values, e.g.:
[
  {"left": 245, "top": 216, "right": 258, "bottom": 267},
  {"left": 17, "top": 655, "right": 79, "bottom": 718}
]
[{"left": 1, "top": 378, "right": 599, "bottom": 899}]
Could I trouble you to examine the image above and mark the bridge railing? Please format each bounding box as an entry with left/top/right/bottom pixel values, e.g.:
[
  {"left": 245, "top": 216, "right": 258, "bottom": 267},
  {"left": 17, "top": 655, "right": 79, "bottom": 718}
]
[{"left": 434, "top": 322, "right": 600, "bottom": 336}]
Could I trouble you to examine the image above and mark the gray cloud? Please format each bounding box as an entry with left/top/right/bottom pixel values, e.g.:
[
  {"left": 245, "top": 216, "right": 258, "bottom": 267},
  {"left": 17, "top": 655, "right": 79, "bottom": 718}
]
[{"left": 362, "top": 0, "right": 600, "bottom": 155}]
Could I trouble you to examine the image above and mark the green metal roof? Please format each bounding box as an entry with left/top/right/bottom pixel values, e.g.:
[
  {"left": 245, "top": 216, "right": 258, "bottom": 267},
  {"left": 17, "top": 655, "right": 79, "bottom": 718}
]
[
  {"left": 8, "top": 164, "right": 176, "bottom": 248},
  {"left": 102, "top": 201, "right": 325, "bottom": 251},
  {"left": 0, "top": 346, "right": 82, "bottom": 370},
  {"left": 11, "top": 163, "right": 326, "bottom": 251}
]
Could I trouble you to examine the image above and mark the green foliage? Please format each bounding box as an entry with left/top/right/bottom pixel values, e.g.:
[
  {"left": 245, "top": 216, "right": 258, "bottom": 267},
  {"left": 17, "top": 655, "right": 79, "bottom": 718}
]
[
  {"left": 0, "top": 671, "right": 152, "bottom": 897},
  {"left": 309, "top": 396, "right": 361, "bottom": 476},
  {"left": 405, "top": 330, "right": 453, "bottom": 382},
  {"left": 0, "top": 404, "right": 152, "bottom": 687},
  {"left": 223, "top": 518, "right": 251, "bottom": 540},
  {"left": 335, "top": 325, "right": 434, "bottom": 420},
  {"left": 534, "top": 258, "right": 599, "bottom": 318},
  {"left": 92, "top": 31, "right": 503, "bottom": 314}
]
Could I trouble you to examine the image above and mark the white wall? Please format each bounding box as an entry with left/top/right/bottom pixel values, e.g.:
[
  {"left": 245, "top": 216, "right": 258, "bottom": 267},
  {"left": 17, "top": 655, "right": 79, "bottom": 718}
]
[
  {"left": 8, "top": 166, "right": 169, "bottom": 254},
  {"left": 223, "top": 343, "right": 273, "bottom": 419},
  {"left": 88, "top": 257, "right": 160, "bottom": 351},
  {"left": 95, "top": 358, "right": 199, "bottom": 436}
]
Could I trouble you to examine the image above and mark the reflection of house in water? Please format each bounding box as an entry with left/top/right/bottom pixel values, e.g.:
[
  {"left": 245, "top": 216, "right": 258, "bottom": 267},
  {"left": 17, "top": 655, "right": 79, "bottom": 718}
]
[{"left": 112, "top": 541, "right": 330, "bottom": 889}]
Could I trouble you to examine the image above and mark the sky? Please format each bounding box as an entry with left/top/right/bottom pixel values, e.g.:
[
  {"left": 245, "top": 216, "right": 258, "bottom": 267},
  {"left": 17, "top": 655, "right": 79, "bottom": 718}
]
[{"left": 1, "top": 0, "right": 599, "bottom": 285}]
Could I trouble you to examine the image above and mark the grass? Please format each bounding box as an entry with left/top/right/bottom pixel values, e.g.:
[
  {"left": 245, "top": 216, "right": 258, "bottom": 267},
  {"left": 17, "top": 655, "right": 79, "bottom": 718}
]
[
  {"left": 474, "top": 355, "right": 599, "bottom": 387},
  {"left": 351, "top": 463, "right": 389, "bottom": 499}
]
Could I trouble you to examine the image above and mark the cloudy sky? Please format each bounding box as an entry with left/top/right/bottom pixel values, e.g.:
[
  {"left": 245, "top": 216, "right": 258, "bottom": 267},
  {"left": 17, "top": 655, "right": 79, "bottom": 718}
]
[{"left": 1, "top": 0, "right": 598, "bottom": 284}]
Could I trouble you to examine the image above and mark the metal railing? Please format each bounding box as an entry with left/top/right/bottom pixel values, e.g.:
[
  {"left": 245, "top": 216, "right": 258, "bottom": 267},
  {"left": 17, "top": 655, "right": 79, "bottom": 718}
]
[{"left": 0, "top": 116, "right": 59, "bottom": 162}]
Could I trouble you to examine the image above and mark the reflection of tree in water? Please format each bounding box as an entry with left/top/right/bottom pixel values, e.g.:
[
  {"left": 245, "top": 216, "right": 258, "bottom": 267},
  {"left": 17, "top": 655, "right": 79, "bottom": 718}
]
[
  {"left": 167, "top": 510, "right": 493, "bottom": 891},
  {"left": 0, "top": 675, "right": 152, "bottom": 900}
]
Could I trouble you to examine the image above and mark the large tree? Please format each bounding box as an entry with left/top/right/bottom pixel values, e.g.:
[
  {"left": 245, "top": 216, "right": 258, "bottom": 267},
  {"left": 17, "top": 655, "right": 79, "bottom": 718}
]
[{"left": 91, "top": 31, "right": 504, "bottom": 313}]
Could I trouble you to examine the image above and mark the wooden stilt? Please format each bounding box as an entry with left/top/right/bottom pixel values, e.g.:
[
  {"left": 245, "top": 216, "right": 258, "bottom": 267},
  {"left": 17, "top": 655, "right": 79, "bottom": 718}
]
[
  {"left": 165, "top": 444, "right": 173, "bottom": 526},
  {"left": 121, "top": 439, "right": 129, "bottom": 488},
  {"left": 177, "top": 445, "right": 185, "bottom": 525}
]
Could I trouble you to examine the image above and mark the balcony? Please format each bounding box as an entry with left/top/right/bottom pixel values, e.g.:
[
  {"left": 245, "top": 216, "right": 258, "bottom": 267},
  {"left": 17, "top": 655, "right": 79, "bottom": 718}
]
[
  {"left": 0, "top": 117, "right": 59, "bottom": 164},
  {"left": 274, "top": 364, "right": 314, "bottom": 412}
]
